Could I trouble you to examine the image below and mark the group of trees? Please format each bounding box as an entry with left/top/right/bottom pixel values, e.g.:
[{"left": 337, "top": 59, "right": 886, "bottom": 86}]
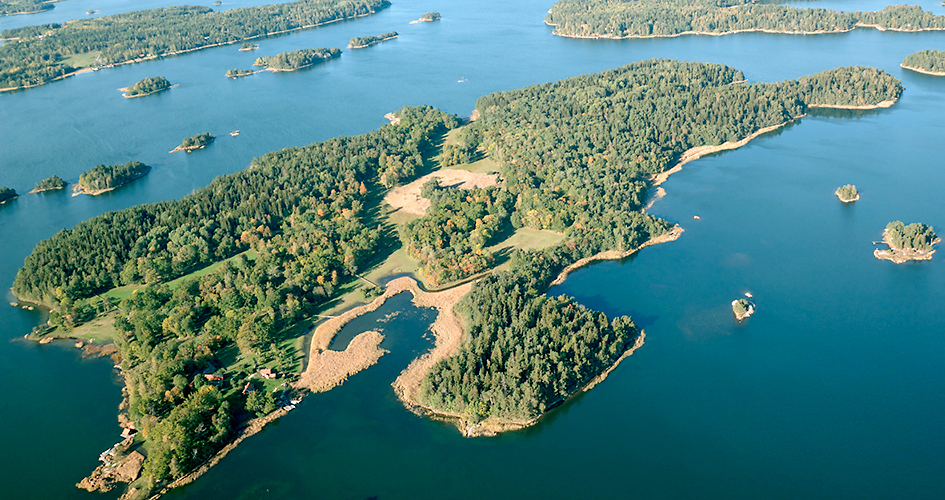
[
  {"left": 835, "top": 184, "right": 858, "bottom": 202},
  {"left": 179, "top": 132, "right": 215, "bottom": 150},
  {"left": 76, "top": 161, "right": 151, "bottom": 193},
  {"left": 0, "top": 186, "right": 17, "bottom": 203},
  {"left": 226, "top": 68, "right": 256, "bottom": 78},
  {"left": 400, "top": 182, "right": 514, "bottom": 285},
  {"left": 885, "top": 221, "right": 938, "bottom": 252},
  {"left": 32, "top": 174, "right": 67, "bottom": 193},
  {"left": 545, "top": 0, "right": 945, "bottom": 38},
  {"left": 902, "top": 49, "right": 945, "bottom": 74},
  {"left": 253, "top": 47, "right": 341, "bottom": 70},
  {"left": 0, "top": 0, "right": 54, "bottom": 16},
  {"left": 125, "top": 76, "right": 171, "bottom": 97},
  {"left": 418, "top": 12, "right": 440, "bottom": 22},
  {"left": 0, "top": 0, "right": 389, "bottom": 89},
  {"left": 348, "top": 31, "right": 398, "bottom": 48}
]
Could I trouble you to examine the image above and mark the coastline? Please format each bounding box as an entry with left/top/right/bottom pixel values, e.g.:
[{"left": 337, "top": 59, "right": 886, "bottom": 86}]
[
  {"left": 0, "top": 9, "right": 382, "bottom": 93},
  {"left": 28, "top": 185, "right": 66, "bottom": 194},
  {"left": 809, "top": 99, "right": 896, "bottom": 110},
  {"left": 900, "top": 63, "right": 945, "bottom": 77},
  {"left": 545, "top": 20, "right": 945, "bottom": 40}
]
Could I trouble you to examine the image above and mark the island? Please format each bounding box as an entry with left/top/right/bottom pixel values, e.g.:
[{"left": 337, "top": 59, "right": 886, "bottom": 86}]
[
  {"left": 30, "top": 174, "right": 67, "bottom": 193},
  {"left": 0, "top": 0, "right": 59, "bottom": 17},
  {"left": 835, "top": 184, "right": 859, "bottom": 203},
  {"left": 0, "top": 186, "right": 17, "bottom": 204},
  {"left": 348, "top": 31, "right": 398, "bottom": 48},
  {"left": 213, "top": 0, "right": 221, "bottom": 5},
  {"left": 0, "top": 0, "right": 389, "bottom": 92},
  {"left": 253, "top": 47, "right": 340, "bottom": 71},
  {"left": 901, "top": 49, "right": 945, "bottom": 76},
  {"left": 545, "top": 0, "right": 945, "bottom": 39},
  {"left": 171, "top": 132, "right": 214, "bottom": 153},
  {"left": 86, "top": 9, "right": 97, "bottom": 15},
  {"left": 874, "top": 221, "right": 939, "bottom": 263},
  {"left": 732, "top": 298, "right": 754, "bottom": 321},
  {"left": 12, "top": 61, "right": 904, "bottom": 497},
  {"left": 73, "top": 161, "right": 150, "bottom": 196},
  {"left": 410, "top": 11, "right": 440, "bottom": 24},
  {"left": 121, "top": 76, "right": 172, "bottom": 98},
  {"left": 238, "top": 42, "right": 258, "bottom": 51},
  {"left": 225, "top": 68, "right": 258, "bottom": 78}
]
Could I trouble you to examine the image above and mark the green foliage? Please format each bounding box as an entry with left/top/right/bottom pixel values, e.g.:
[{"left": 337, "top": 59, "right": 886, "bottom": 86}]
[
  {"left": 253, "top": 47, "right": 341, "bottom": 70},
  {"left": 226, "top": 68, "right": 256, "bottom": 78},
  {"left": 0, "top": 0, "right": 389, "bottom": 90},
  {"left": 732, "top": 298, "right": 750, "bottom": 317},
  {"left": 181, "top": 133, "right": 214, "bottom": 150},
  {"left": 245, "top": 386, "right": 277, "bottom": 416},
  {"left": 400, "top": 185, "right": 513, "bottom": 285},
  {"left": 349, "top": 31, "right": 398, "bottom": 48},
  {"left": 836, "top": 184, "right": 858, "bottom": 201},
  {"left": 0, "top": 0, "right": 53, "bottom": 16},
  {"left": 33, "top": 174, "right": 66, "bottom": 192},
  {"left": 77, "top": 161, "right": 150, "bottom": 192},
  {"left": 14, "top": 105, "right": 458, "bottom": 307},
  {"left": 546, "top": 0, "right": 945, "bottom": 38},
  {"left": 885, "top": 221, "right": 938, "bottom": 252},
  {"left": 439, "top": 143, "right": 476, "bottom": 167},
  {"left": 240, "top": 42, "right": 257, "bottom": 50},
  {"left": 902, "top": 49, "right": 945, "bottom": 73},
  {"left": 125, "top": 76, "right": 171, "bottom": 97},
  {"left": 419, "top": 11, "right": 440, "bottom": 21},
  {"left": 0, "top": 186, "right": 17, "bottom": 203}
]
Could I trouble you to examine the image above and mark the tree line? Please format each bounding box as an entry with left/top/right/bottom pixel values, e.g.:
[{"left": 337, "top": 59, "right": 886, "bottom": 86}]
[
  {"left": 349, "top": 31, "right": 398, "bottom": 48},
  {"left": 545, "top": 0, "right": 945, "bottom": 38},
  {"left": 885, "top": 221, "right": 938, "bottom": 251},
  {"left": 254, "top": 47, "right": 340, "bottom": 70},
  {"left": 77, "top": 161, "right": 151, "bottom": 193},
  {"left": 902, "top": 49, "right": 945, "bottom": 73},
  {"left": 0, "top": 0, "right": 389, "bottom": 90},
  {"left": 125, "top": 76, "right": 171, "bottom": 97}
]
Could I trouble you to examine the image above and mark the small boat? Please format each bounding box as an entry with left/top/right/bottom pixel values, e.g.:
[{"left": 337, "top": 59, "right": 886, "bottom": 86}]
[
  {"left": 290, "top": 399, "right": 301, "bottom": 405},
  {"left": 230, "top": 130, "right": 240, "bottom": 136},
  {"left": 282, "top": 404, "right": 296, "bottom": 411},
  {"left": 457, "top": 77, "right": 467, "bottom": 83},
  {"left": 745, "top": 292, "right": 753, "bottom": 298}
]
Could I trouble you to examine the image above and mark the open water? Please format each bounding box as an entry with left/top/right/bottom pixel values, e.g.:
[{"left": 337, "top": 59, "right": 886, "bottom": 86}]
[{"left": 2, "top": 0, "right": 945, "bottom": 498}]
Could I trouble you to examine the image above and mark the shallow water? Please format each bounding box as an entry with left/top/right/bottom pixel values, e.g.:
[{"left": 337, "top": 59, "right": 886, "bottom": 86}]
[{"left": 2, "top": 0, "right": 945, "bottom": 498}]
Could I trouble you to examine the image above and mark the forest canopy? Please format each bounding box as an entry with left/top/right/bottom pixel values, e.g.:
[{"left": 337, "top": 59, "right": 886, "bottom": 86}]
[
  {"left": 0, "top": 0, "right": 388, "bottom": 90},
  {"left": 0, "top": 186, "right": 18, "bottom": 203},
  {"left": 76, "top": 161, "right": 151, "bottom": 194},
  {"left": 32, "top": 174, "right": 66, "bottom": 193},
  {"left": 545, "top": 0, "right": 945, "bottom": 38},
  {"left": 124, "top": 76, "right": 171, "bottom": 97},
  {"left": 349, "top": 31, "right": 398, "bottom": 48},
  {"left": 902, "top": 49, "right": 945, "bottom": 75},
  {"left": 254, "top": 47, "right": 341, "bottom": 70}
]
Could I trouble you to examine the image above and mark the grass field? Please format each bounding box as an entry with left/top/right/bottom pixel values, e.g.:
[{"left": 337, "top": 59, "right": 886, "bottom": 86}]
[{"left": 62, "top": 51, "right": 102, "bottom": 69}]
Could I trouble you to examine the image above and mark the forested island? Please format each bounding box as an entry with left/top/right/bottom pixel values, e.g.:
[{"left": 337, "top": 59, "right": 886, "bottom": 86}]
[
  {"left": 0, "top": 186, "right": 18, "bottom": 204},
  {"left": 410, "top": 11, "right": 440, "bottom": 23},
  {"left": 30, "top": 174, "right": 66, "bottom": 193},
  {"left": 238, "top": 42, "right": 259, "bottom": 51},
  {"left": 732, "top": 298, "right": 754, "bottom": 321},
  {"left": 0, "top": 0, "right": 58, "bottom": 17},
  {"left": 545, "top": 0, "right": 945, "bottom": 38},
  {"left": 901, "top": 49, "right": 945, "bottom": 76},
  {"left": 836, "top": 184, "right": 859, "bottom": 203},
  {"left": 121, "top": 76, "right": 172, "bottom": 98},
  {"left": 13, "top": 61, "right": 903, "bottom": 495},
  {"left": 74, "top": 161, "right": 151, "bottom": 196},
  {"left": 875, "top": 221, "right": 939, "bottom": 263},
  {"left": 253, "top": 47, "right": 340, "bottom": 71},
  {"left": 348, "top": 31, "right": 398, "bottom": 48},
  {"left": 225, "top": 68, "right": 258, "bottom": 78},
  {"left": 171, "top": 133, "right": 214, "bottom": 153},
  {"left": 0, "top": 0, "right": 389, "bottom": 91}
]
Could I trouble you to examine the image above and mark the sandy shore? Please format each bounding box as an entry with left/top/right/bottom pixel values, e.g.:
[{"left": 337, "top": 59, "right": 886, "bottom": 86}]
[
  {"left": 809, "top": 99, "right": 896, "bottom": 110},
  {"left": 384, "top": 169, "right": 500, "bottom": 215},
  {"left": 900, "top": 64, "right": 945, "bottom": 77}
]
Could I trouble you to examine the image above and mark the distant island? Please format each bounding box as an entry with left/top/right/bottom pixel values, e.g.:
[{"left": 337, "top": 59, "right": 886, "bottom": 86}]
[
  {"left": 73, "top": 161, "right": 150, "bottom": 196},
  {"left": 171, "top": 132, "right": 214, "bottom": 153},
  {"left": 30, "top": 174, "right": 67, "bottom": 193},
  {"left": 226, "top": 68, "right": 259, "bottom": 78},
  {"left": 121, "top": 76, "right": 172, "bottom": 98},
  {"left": 238, "top": 42, "right": 258, "bottom": 51},
  {"left": 0, "top": 0, "right": 389, "bottom": 92},
  {"left": 0, "top": 0, "right": 59, "bottom": 17},
  {"left": 875, "top": 221, "right": 939, "bottom": 263},
  {"left": 253, "top": 47, "right": 341, "bottom": 71},
  {"left": 901, "top": 49, "right": 945, "bottom": 76},
  {"left": 86, "top": 9, "right": 97, "bottom": 15},
  {"left": 410, "top": 11, "right": 440, "bottom": 24},
  {"left": 732, "top": 298, "right": 754, "bottom": 321},
  {"left": 835, "top": 184, "right": 859, "bottom": 203},
  {"left": 545, "top": 0, "right": 945, "bottom": 38},
  {"left": 0, "top": 186, "right": 17, "bottom": 204},
  {"left": 349, "top": 31, "right": 398, "bottom": 48}
]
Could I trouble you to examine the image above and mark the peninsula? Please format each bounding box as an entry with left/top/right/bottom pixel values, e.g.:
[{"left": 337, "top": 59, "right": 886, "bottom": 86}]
[
  {"left": 253, "top": 47, "right": 340, "bottom": 71},
  {"left": 171, "top": 132, "right": 214, "bottom": 153},
  {"left": 12, "top": 61, "right": 904, "bottom": 497},
  {"left": 901, "top": 49, "right": 945, "bottom": 76},
  {"left": 836, "top": 184, "right": 859, "bottom": 203},
  {"left": 349, "top": 31, "right": 398, "bottom": 48},
  {"left": 0, "top": 0, "right": 389, "bottom": 92},
  {"left": 545, "top": 0, "right": 945, "bottom": 39},
  {"left": 0, "top": 186, "right": 17, "bottom": 204},
  {"left": 410, "top": 11, "right": 440, "bottom": 24},
  {"left": 120, "top": 76, "right": 172, "bottom": 98},
  {"left": 73, "top": 161, "right": 150, "bottom": 196},
  {"left": 30, "top": 174, "right": 66, "bottom": 193},
  {"left": 874, "top": 221, "right": 939, "bottom": 263}
]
